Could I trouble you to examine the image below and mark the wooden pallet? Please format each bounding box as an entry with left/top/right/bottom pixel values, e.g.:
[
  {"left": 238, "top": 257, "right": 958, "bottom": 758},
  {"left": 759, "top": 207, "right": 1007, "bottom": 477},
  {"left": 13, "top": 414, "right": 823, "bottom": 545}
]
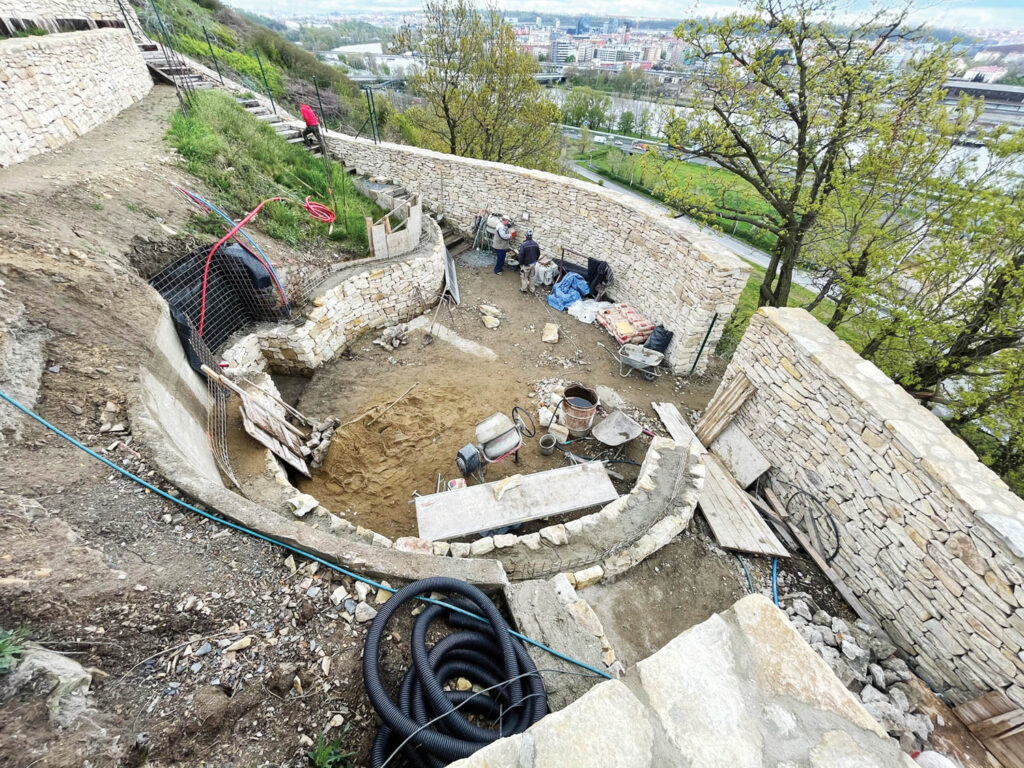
[{"left": 695, "top": 372, "right": 755, "bottom": 446}]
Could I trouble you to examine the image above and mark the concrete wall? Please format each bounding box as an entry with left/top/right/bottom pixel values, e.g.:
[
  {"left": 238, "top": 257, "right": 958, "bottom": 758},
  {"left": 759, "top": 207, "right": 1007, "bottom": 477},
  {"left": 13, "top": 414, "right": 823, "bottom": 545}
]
[
  {"left": 319, "top": 129, "right": 750, "bottom": 375},
  {"left": 0, "top": 28, "right": 152, "bottom": 167},
  {"left": 718, "top": 308, "right": 1024, "bottom": 708},
  {"left": 452, "top": 595, "right": 915, "bottom": 768}
]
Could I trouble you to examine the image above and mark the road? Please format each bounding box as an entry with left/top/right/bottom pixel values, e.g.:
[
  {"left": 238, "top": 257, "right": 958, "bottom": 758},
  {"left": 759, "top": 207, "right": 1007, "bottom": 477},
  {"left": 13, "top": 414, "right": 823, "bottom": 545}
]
[{"left": 574, "top": 162, "right": 822, "bottom": 292}]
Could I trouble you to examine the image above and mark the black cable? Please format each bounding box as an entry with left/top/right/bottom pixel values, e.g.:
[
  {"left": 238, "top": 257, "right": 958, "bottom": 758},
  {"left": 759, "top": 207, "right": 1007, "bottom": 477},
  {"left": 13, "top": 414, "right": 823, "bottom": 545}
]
[{"left": 363, "top": 578, "right": 548, "bottom": 768}]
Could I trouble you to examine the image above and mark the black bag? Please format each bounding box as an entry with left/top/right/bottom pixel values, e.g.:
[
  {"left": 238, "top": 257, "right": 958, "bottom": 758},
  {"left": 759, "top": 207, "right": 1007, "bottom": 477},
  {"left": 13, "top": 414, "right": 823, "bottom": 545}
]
[{"left": 644, "top": 324, "right": 673, "bottom": 353}]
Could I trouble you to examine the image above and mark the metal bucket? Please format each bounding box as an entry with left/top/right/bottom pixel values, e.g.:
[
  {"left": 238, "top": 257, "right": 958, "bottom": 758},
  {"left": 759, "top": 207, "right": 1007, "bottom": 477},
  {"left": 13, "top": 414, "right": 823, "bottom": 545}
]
[
  {"left": 539, "top": 433, "right": 556, "bottom": 456},
  {"left": 562, "top": 384, "right": 599, "bottom": 438}
]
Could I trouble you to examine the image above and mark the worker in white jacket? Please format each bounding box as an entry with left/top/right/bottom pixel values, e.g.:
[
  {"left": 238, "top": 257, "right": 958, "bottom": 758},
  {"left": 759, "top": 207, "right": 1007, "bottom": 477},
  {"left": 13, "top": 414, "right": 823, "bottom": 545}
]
[{"left": 492, "top": 216, "right": 513, "bottom": 274}]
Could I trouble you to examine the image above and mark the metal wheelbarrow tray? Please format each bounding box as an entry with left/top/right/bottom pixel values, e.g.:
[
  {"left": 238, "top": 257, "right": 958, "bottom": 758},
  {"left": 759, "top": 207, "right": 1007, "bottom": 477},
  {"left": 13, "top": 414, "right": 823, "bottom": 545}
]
[{"left": 617, "top": 343, "right": 665, "bottom": 381}]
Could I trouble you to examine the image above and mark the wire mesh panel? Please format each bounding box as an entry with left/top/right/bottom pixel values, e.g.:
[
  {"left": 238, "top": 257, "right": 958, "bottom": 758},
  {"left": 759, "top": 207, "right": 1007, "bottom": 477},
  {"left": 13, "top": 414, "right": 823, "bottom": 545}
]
[{"left": 150, "top": 242, "right": 291, "bottom": 487}]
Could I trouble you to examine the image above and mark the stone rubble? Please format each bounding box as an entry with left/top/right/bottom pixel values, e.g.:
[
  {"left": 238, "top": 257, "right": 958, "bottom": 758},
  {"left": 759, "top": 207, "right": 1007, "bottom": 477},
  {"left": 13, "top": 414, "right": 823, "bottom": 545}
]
[{"left": 781, "top": 597, "right": 935, "bottom": 753}]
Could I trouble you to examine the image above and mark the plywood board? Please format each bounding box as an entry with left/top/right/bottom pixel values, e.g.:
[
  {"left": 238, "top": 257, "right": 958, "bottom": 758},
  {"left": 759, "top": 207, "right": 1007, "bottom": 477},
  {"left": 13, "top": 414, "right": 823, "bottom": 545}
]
[
  {"left": 416, "top": 463, "right": 618, "bottom": 541},
  {"left": 710, "top": 422, "right": 771, "bottom": 489},
  {"left": 651, "top": 402, "right": 704, "bottom": 452},
  {"left": 699, "top": 453, "right": 788, "bottom": 557}
]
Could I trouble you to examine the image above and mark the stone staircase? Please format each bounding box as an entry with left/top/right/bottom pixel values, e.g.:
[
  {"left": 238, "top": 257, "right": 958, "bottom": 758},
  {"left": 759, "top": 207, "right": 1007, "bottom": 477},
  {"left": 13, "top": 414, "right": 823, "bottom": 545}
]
[
  {"left": 234, "top": 96, "right": 325, "bottom": 155},
  {"left": 439, "top": 219, "right": 470, "bottom": 257}
]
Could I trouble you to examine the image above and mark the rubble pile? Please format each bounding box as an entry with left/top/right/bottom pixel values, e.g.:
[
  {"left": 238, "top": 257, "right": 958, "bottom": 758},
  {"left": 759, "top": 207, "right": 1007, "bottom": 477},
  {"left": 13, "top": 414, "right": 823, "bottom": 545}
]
[{"left": 782, "top": 598, "right": 935, "bottom": 752}]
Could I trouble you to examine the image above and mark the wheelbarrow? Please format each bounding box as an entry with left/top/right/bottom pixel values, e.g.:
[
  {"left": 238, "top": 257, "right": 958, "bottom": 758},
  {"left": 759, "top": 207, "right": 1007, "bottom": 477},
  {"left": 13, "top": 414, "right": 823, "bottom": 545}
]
[
  {"left": 455, "top": 406, "right": 536, "bottom": 483},
  {"left": 599, "top": 342, "right": 665, "bottom": 381}
]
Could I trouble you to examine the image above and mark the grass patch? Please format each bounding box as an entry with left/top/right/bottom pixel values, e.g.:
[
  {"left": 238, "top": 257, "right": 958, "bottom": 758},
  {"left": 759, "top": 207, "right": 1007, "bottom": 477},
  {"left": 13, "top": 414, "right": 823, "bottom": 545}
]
[
  {"left": 0, "top": 628, "right": 27, "bottom": 674},
  {"left": 167, "top": 90, "right": 380, "bottom": 251},
  {"left": 578, "top": 148, "right": 778, "bottom": 254}
]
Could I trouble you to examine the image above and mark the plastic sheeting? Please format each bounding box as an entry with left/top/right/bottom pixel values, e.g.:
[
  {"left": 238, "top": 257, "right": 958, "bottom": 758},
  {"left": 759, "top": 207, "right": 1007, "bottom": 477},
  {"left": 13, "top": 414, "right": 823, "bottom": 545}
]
[
  {"left": 546, "top": 272, "right": 590, "bottom": 311},
  {"left": 567, "top": 299, "right": 613, "bottom": 324}
]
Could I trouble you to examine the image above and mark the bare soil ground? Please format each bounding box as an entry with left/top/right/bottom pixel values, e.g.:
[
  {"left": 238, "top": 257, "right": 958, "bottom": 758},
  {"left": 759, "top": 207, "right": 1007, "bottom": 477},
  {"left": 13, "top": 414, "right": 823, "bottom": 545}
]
[
  {"left": 286, "top": 256, "right": 721, "bottom": 538},
  {"left": 0, "top": 87, "right": 384, "bottom": 768}
]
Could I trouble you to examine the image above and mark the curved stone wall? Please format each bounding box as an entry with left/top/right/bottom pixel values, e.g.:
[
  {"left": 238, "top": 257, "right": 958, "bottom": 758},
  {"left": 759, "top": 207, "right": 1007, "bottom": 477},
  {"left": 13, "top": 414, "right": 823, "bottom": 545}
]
[
  {"left": 220, "top": 208, "right": 446, "bottom": 375},
  {"left": 318, "top": 129, "right": 750, "bottom": 375},
  {"left": 0, "top": 28, "right": 152, "bottom": 167},
  {"left": 716, "top": 307, "right": 1024, "bottom": 708}
]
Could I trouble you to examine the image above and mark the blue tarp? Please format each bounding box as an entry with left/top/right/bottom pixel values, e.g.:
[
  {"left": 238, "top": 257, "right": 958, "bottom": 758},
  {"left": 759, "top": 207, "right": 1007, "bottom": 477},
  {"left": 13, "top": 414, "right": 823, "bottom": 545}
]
[{"left": 547, "top": 272, "right": 590, "bottom": 311}]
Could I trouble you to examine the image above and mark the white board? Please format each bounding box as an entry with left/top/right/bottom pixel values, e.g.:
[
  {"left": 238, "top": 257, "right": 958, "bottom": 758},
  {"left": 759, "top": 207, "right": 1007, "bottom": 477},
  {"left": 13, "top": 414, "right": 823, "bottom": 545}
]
[
  {"left": 710, "top": 422, "right": 771, "bottom": 489},
  {"left": 416, "top": 463, "right": 618, "bottom": 541}
]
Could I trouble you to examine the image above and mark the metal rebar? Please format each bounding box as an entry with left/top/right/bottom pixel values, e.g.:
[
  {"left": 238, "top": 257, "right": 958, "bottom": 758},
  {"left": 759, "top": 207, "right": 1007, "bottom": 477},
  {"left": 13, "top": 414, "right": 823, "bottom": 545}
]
[
  {"left": 689, "top": 312, "right": 719, "bottom": 375},
  {"left": 203, "top": 26, "right": 223, "bottom": 85},
  {"left": 254, "top": 48, "right": 276, "bottom": 115}
]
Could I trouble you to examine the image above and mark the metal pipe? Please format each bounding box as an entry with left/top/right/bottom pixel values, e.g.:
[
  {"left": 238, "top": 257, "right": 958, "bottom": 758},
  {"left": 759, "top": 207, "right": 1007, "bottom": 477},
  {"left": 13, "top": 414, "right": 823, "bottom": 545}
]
[
  {"left": 254, "top": 48, "right": 276, "bottom": 115},
  {"left": 689, "top": 311, "right": 719, "bottom": 375}
]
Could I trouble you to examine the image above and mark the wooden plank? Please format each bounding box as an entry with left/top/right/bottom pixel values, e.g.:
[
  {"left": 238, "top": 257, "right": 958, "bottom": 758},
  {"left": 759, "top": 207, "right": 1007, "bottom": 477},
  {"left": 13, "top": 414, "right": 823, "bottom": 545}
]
[
  {"left": 696, "top": 373, "right": 755, "bottom": 446},
  {"left": 651, "top": 401, "right": 704, "bottom": 451},
  {"left": 956, "top": 691, "right": 1024, "bottom": 768},
  {"left": 747, "top": 493, "right": 801, "bottom": 552},
  {"left": 711, "top": 422, "right": 770, "bottom": 488},
  {"left": 698, "top": 454, "right": 788, "bottom": 557},
  {"left": 762, "top": 489, "right": 880, "bottom": 628},
  {"left": 416, "top": 463, "right": 618, "bottom": 541}
]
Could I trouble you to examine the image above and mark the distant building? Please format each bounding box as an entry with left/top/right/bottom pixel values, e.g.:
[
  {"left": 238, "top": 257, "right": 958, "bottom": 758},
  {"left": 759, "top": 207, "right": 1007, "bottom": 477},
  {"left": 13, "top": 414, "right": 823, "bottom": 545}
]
[
  {"left": 962, "top": 65, "right": 1009, "bottom": 83},
  {"left": 550, "top": 38, "right": 573, "bottom": 64}
]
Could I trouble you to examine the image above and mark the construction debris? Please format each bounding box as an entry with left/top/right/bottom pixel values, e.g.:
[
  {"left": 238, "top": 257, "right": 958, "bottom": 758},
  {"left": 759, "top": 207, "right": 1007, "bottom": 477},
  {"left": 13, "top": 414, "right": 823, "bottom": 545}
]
[
  {"left": 374, "top": 323, "right": 410, "bottom": 350},
  {"left": 542, "top": 323, "right": 560, "bottom": 344}
]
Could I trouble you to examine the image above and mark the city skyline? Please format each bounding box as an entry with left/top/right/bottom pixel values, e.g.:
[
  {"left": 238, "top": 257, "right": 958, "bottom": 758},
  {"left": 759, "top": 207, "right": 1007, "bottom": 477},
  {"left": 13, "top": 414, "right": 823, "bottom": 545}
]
[{"left": 228, "top": 0, "right": 1024, "bottom": 31}]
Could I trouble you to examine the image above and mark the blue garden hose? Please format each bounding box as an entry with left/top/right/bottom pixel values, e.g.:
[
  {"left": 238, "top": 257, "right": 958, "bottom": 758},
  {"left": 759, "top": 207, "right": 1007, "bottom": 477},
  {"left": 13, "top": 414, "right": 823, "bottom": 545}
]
[
  {"left": 0, "top": 389, "right": 611, "bottom": 680},
  {"left": 772, "top": 557, "right": 779, "bottom": 606}
]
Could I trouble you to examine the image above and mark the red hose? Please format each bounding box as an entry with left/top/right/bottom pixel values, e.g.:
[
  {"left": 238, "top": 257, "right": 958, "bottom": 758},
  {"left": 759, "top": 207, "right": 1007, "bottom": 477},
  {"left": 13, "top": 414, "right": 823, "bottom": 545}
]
[{"left": 198, "top": 196, "right": 336, "bottom": 338}]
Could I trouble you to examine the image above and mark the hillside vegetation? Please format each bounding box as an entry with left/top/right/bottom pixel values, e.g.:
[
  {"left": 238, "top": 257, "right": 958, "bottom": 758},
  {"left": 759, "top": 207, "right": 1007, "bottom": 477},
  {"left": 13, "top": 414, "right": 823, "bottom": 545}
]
[
  {"left": 135, "top": 0, "right": 366, "bottom": 130},
  {"left": 167, "top": 90, "right": 380, "bottom": 251}
]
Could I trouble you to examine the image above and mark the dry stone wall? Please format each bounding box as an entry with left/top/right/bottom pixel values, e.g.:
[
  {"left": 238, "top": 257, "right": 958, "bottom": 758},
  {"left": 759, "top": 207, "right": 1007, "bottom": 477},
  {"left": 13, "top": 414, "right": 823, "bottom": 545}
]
[
  {"left": 0, "top": 28, "right": 152, "bottom": 166},
  {"left": 719, "top": 307, "right": 1024, "bottom": 708},
  {"left": 318, "top": 129, "right": 750, "bottom": 375},
  {"left": 221, "top": 215, "right": 447, "bottom": 375},
  {"left": 0, "top": 0, "right": 129, "bottom": 19},
  {"left": 451, "top": 595, "right": 915, "bottom": 768}
]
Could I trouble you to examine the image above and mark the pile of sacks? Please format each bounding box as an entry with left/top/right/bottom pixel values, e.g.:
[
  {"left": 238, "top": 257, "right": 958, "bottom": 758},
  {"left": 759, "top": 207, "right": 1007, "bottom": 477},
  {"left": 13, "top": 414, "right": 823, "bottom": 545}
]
[{"left": 783, "top": 598, "right": 936, "bottom": 753}]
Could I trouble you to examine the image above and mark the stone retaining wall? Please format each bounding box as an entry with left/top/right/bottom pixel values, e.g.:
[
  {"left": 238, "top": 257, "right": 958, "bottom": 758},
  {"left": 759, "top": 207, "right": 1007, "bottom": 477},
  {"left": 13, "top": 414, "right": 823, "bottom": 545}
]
[
  {"left": 0, "top": 28, "right": 152, "bottom": 167},
  {"left": 0, "top": 0, "right": 127, "bottom": 19},
  {"left": 318, "top": 129, "right": 750, "bottom": 375},
  {"left": 221, "top": 214, "right": 446, "bottom": 375},
  {"left": 719, "top": 307, "right": 1024, "bottom": 708},
  {"left": 438, "top": 436, "right": 704, "bottom": 584}
]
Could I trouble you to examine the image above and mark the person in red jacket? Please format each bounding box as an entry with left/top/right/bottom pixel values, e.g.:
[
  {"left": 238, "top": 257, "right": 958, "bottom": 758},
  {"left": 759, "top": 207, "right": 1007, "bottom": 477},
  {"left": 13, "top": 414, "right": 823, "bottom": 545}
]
[{"left": 299, "top": 103, "right": 322, "bottom": 148}]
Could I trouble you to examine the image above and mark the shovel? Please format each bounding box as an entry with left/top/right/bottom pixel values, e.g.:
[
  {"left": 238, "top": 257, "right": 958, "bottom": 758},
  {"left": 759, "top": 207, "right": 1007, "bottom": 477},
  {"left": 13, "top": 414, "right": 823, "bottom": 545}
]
[{"left": 422, "top": 298, "right": 445, "bottom": 345}]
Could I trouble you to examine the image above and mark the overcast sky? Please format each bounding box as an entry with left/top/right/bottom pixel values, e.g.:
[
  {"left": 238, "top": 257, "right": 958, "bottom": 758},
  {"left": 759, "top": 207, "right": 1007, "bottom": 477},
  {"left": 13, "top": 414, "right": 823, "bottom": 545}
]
[{"left": 229, "top": 0, "right": 1024, "bottom": 30}]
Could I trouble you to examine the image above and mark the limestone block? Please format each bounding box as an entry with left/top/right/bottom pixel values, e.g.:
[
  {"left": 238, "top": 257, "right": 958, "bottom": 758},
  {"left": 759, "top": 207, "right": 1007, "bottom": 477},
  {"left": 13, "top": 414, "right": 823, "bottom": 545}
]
[
  {"left": 636, "top": 612, "right": 763, "bottom": 767},
  {"left": 529, "top": 681, "right": 654, "bottom": 768}
]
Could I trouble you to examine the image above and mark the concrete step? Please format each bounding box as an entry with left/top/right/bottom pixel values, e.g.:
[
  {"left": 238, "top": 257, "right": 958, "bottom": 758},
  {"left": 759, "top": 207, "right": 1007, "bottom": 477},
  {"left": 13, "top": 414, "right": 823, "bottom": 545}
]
[{"left": 237, "top": 99, "right": 260, "bottom": 108}]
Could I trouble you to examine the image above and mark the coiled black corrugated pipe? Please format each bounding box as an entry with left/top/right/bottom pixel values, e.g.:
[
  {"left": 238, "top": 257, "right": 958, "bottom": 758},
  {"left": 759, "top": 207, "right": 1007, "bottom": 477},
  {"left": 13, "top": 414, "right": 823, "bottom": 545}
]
[{"left": 363, "top": 577, "right": 548, "bottom": 767}]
